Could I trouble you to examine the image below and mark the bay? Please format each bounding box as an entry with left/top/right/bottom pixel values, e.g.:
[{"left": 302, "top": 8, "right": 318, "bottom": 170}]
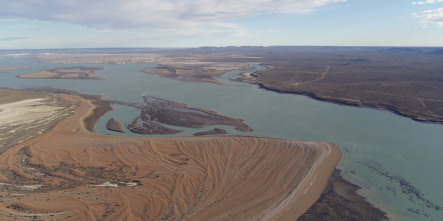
[{"left": 1, "top": 55, "right": 442, "bottom": 220}]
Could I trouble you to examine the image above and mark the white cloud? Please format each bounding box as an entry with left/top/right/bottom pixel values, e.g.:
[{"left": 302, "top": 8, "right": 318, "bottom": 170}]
[
  {"left": 412, "top": 0, "right": 443, "bottom": 5},
  {"left": 413, "top": 8, "right": 443, "bottom": 27},
  {"left": 0, "top": 0, "right": 347, "bottom": 29},
  {"left": 0, "top": 36, "right": 27, "bottom": 41}
]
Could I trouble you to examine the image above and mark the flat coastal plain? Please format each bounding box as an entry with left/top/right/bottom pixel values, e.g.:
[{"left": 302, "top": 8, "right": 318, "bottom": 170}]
[{"left": 0, "top": 90, "right": 341, "bottom": 220}]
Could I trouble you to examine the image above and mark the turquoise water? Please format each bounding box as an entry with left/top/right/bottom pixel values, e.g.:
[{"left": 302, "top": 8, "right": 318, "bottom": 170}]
[{"left": 1, "top": 55, "right": 442, "bottom": 220}]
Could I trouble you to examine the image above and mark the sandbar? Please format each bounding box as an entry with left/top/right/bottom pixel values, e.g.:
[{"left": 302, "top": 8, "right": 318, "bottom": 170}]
[{"left": 0, "top": 66, "right": 29, "bottom": 72}]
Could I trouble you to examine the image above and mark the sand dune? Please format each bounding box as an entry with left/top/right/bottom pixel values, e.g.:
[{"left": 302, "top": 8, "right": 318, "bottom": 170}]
[{"left": 0, "top": 93, "right": 341, "bottom": 220}]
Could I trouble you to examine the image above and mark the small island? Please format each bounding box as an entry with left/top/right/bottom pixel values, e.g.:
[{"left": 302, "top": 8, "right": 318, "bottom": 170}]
[
  {"left": 127, "top": 96, "right": 253, "bottom": 135},
  {"left": 106, "top": 117, "right": 125, "bottom": 133},
  {"left": 0, "top": 66, "right": 29, "bottom": 72},
  {"left": 141, "top": 62, "right": 251, "bottom": 84},
  {"left": 18, "top": 67, "right": 103, "bottom": 80}
]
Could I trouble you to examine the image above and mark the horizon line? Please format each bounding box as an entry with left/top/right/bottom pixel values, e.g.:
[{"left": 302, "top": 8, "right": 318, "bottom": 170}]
[{"left": 1, "top": 45, "right": 443, "bottom": 51}]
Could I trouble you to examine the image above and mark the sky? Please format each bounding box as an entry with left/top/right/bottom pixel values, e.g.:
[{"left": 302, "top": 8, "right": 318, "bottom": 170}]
[{"left": 0, "top": 0, "right": 443, "bottom": 49}]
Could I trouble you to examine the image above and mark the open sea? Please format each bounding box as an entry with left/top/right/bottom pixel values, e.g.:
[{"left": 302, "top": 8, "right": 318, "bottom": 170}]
[{"left": 1, "top": 54, "right": 442, "bottom": 221}]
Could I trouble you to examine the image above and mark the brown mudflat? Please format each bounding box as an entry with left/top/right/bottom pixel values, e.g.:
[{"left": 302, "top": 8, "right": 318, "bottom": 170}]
[
  {"left": 0, "top": 92, "right": 341, "bottom": 220},
  {"left": 193, "top": 128, "right": 227, "bottom": 136},
  {"left": 127, "top": 96, "right": 253, "bottom": 135},
  {"left": 298, "top": 170, "right": 388, "bottom": 221}
]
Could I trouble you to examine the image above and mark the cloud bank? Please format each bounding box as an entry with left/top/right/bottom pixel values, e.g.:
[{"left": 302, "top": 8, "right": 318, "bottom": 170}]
[
  {"left": 412, "top": 0, "right": 443, "bottom": 5},
  {"left": 0, "top": 0, "right": 347, "bottom": 29},
  {"left": 414, "top": 8, "right": 443, "bottom": 27}
]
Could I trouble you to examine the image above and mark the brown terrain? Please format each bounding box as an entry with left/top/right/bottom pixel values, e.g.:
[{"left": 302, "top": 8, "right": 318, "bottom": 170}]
[
  {"left": 141, "top": 63, "right": 251, "bottom": 84},
  {"left": 33, "top": 47, "right": 443, "bottom": 123},
  {"left": 193, "top": 128, "right": 227, "bottom": 136},
  {"left": 298, "top": 170, "right": 388, "bottom": 221},
  {"left": 35, "top": 49, "right": 252, "bottom": 84},
  {"left": 106, "top": 117, "right": 125, "bottom": 133},
  {"left": 0, "top": 67, "right": 29, "bottom": 72},
  {"left": 0, "top": 89, "right": 341, "bottom": 220},
  {"left": 18, "top": 67, "right": 103, "bottom": 80},
  {"left": 0, "top": 89, "right": 75, "bottom": 154},
  {"left": 236, "top": 47, "right": 443, "bottom": 124},
  {"left": 11, "top": 47, "right": 438, "bottom": 220},
  {"left": 126, "top": 96, "right": 253, "bottom": 135}
]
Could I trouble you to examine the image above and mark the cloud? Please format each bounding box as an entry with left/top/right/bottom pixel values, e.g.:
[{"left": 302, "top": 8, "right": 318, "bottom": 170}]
[
  {"left": 413, "top": 8, "right": 443, "bottom": 27},
  {"left": 412, "top": 0, "right": 443, "bottom": 5},
  {"left": 0, "top": 36, "right": 28, "bottom": 41},
  {"left": 0, "top": 0, "right": 347, "bottom": 29}
]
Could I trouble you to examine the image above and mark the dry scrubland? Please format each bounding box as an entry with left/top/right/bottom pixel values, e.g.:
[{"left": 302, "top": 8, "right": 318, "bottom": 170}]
[
  {"left": 18, "top": 67, "right": 103, "bottom": 80},
  {"left": 141, "top": 62, "right": 251, "bottom": 84},
  {"left": 38, "top": 51, "right": 251, "bottom": 84},
  {"left": 0, "top": 90, "right": 341, "bottom": 220},
  {"left": 237, "top": 47, "right": 443, "bottom": 124},
  {"left": 33, "top": 47, "right": 443, "bottom": 123}
]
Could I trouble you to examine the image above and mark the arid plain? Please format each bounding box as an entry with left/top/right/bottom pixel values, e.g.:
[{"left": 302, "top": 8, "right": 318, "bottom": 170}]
[{"left": 0, "top": 89, "right": 341, "bottom": 220}]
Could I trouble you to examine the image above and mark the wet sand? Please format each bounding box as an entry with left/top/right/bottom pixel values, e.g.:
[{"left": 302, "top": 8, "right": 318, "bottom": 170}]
[
  {"left": 298, "top": 170, "right": 388, "bottom": 221},
  {"left": 193, "top": 128, "right": 227, "bottom": 136},
  {"left": 0, "top": 92, "right": 342, "bottom": 220}
]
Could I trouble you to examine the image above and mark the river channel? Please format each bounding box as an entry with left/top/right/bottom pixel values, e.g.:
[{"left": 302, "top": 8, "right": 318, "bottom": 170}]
[{"left": 1, "top": 55, "right": 442, "bottom": 220}]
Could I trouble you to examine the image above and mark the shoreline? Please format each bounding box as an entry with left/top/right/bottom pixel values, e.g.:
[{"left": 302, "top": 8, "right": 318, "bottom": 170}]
[
  {"left": 255, "top": 83, "right": 443, "bottom": 125},
  {"left": 0, "top": 89, "right": 342, "bottom": 220},
  {"left": 229, "top": 82, "right": 394, "bottom": 220},
  {"left": 81, "top": 92, "right": 344, "bottom": 220},
  {"left": 261, "top": 142, "right": 342, "bottom": 220},
  {"left": 298, "top": 169, "right": 389, "bottom": 221},
  {"left": 72, "top": 90, "right": 386, "bottom": 220}
]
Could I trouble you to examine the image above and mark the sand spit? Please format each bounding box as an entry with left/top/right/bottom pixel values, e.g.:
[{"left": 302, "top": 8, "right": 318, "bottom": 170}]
[{"left": 0, "top": 92, "right": 341, "bottom": 220}]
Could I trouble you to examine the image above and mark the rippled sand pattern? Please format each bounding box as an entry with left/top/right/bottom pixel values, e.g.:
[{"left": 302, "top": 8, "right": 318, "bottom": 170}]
[{"left": 0, "top": 94, "right": 341, "bottom": 220}]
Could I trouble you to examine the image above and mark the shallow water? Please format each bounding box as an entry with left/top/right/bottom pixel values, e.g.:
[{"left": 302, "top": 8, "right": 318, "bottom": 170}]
[{"left": 1, "top": 55, "right": 442, "bottom": 221}]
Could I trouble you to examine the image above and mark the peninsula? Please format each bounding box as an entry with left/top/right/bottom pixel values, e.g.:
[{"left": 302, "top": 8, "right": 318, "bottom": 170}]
[{"left": 0, "top": 89, "right": 341, "bottom": 220}]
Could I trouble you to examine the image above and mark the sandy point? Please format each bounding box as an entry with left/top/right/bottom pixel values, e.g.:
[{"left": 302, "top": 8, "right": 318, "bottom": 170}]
[{"left": 0, "top": 92, "right": 342, "bottom": 221}]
